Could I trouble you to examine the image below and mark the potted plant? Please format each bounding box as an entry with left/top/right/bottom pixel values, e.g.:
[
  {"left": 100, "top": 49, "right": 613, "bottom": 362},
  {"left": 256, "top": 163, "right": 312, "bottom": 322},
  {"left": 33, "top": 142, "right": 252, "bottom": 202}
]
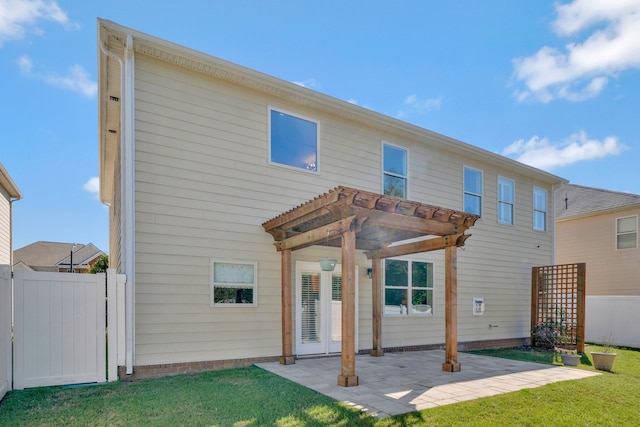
[
  {"left": 590, "top": 332, "right": 617, "bottom": 371},
  {"left": 559, "top": 350, "right": 581, "bottom": 366}
]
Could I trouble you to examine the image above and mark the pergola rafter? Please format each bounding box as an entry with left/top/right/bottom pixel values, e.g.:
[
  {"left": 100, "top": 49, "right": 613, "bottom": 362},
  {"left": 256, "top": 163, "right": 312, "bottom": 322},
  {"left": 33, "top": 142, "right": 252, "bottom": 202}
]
[{"left": 263, "top": 186, "right": 479, "bottom": 386}]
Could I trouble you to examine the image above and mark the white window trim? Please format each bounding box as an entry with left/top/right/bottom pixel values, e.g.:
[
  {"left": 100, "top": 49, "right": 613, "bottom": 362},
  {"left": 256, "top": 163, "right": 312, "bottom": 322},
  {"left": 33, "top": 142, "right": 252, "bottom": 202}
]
[
  {"left": 381, "top": 141, "right": 409, "bottom": 199},
  {"left": 533, "top": 186, "right": 548, "bottom": 232},
  {"left": 211, "top": 259, "right": 258, "bottom": 307},
  {"left": 267, "top": 106, "right": 320, "bottom": 174},
  {"left": 383, "top": 258, "right": 434, "bottom": 317},
  {"left": 463, "top": 165, "right": 483, "bottom": 218},
  {"left": 497, "top": 176, "right": 515, "bottom": 226},
  {"left": 616, "top": 215, "right": 638, "bottom": 250}
]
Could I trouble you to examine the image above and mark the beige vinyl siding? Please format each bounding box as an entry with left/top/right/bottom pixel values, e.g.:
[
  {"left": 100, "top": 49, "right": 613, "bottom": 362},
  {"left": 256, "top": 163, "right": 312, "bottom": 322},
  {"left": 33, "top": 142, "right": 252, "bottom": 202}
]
[
  {"left": 132, "top": 53, "right": 557, "bottom": 365},
  {"left": 0, "top": 187, "right": 10, "bottom": 265},
  {"left": 557, "top": 207, "right": 640, "bottom": 296}
]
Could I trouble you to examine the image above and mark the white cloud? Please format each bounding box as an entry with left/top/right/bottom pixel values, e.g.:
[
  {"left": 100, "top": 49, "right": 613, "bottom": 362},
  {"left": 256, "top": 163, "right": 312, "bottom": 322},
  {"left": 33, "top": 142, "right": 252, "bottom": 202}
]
[
  {"left": 0, "top": 0, "right": 77, "bottom": 46},
  {"left": 397, "top": 94, "right": 442, "bottom": 118},
  {"left": 18, "top": 54, "right": 97, "bottom": 97},
  {"left": 83, "top": 177, "right": 100, "bottom": 199},
  {"left": 503, "top": 131, "right": 626, "bottom": 170},
  {"left": 512, "top": 0, "right": 640, "bottom": 102}
]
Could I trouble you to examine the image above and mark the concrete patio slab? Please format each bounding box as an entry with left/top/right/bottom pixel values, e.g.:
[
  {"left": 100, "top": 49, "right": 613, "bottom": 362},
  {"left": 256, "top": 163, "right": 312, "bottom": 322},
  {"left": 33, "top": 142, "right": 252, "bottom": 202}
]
[{"left": 256, "top": 350, "right": 599, "bottom": 418}]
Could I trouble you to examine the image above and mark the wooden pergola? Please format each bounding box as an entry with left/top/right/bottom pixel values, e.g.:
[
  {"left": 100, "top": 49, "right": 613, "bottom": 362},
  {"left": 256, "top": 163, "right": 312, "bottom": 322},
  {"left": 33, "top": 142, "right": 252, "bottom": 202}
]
[{"left": 263, "top": 186, "right": 479, "bottom": 387}]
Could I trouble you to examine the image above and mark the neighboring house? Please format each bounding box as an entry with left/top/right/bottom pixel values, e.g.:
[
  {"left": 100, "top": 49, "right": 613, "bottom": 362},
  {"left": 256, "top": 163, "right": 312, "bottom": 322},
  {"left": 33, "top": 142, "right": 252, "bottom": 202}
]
[
  {"left": 13, "top": 242, "right": 106, "bottom": 273},
  {"left": 98, "top": 19, "right": 566, "bottom": 381},
  {"left": 0, "top": 162, "right": 22, "bottom": 266},
  {"left": 555, "top": 184, "right": 640, "bottom": 347}
]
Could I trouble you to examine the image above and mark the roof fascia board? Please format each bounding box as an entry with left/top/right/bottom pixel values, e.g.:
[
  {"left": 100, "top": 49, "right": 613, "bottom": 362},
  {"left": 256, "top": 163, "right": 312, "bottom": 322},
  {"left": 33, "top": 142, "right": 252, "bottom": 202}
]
[{"left": 0, "top": 162, "right": 22, "bottom": 199}]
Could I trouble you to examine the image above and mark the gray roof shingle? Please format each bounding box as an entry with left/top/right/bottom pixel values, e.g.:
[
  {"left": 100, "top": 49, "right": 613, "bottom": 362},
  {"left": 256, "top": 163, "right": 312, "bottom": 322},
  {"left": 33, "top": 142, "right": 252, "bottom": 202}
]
[{"left": 555, "top": 184, "right": 640, "bottom": 219}]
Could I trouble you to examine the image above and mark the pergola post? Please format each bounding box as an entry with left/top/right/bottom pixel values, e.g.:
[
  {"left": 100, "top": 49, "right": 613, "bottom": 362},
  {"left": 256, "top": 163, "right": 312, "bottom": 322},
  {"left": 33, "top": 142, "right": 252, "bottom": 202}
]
[
  {"left": 279, "top": 249, "right": 295, "bottom": 365},
  {"left": 338, "top": 226, "right": 358, "bottom": 387},
  {"left": 442, "top": 245, "right": 460, "bottom": 372},
  {"left": 370, "top": 257, "right": 384, "bottom": 357}
]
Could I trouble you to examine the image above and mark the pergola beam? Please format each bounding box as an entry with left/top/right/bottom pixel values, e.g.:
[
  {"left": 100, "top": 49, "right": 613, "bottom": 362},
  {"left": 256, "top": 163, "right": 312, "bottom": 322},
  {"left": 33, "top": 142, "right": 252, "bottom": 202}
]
[
  {"left": 352, "top": 207, "right": 460, "bottom": 236},
  {"left": 274, "top": 216, "right": 358, "bottom": 252},
  {"left": 365, "top": 234, "right": 468, "bottom": 259}
]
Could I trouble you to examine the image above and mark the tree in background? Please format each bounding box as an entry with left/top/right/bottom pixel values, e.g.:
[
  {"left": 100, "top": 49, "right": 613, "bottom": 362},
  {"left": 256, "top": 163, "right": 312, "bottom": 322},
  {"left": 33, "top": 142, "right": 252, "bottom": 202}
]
[{"left": 89, "top": 255, "right": 109, "bottom": 274}]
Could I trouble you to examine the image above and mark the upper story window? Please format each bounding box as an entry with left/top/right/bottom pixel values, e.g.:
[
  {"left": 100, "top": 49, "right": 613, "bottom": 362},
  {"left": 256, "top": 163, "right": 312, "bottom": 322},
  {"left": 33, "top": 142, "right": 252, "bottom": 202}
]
[
  {"left": 463, "top": 167, "right": 483, "bottom": 216},
  {"left": 384, "top": 259, "right": 433, "bottom": 316},
  {"left": 269, "top": 108, "right": 318, "bottom": 172},
  {"left": 498, "top": 177, "right": 515, "bottom": 225},
  {"left": 616, "top": 216, "right": 638, "bottom": 250},
  {"left": 383, "top": 143, "right": 407, "bottom": 198},
  {"left": 533, "top": 187, "right": 547, "bottom": 231},
  {"left": 211, "top": 260, "right": 257, "bottom": 307}
]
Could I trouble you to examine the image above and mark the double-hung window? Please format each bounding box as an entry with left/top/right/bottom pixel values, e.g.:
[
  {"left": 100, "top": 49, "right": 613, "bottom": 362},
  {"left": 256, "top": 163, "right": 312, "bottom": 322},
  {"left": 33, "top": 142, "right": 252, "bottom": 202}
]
[
  {"left": 533, "top": 187, "right": 547, "bottom": 231},
  {"left": 616, "top": 216, "right": 638, "bottom": 250},
  {"left": 384, "top": 259, "right": 433, "bottom": 316},
  {"left": 269, "top": 108, "right": 318, "bottom": 172},
  {"left": 383, "top": 143, "right": 407, "bottom": 198},
  {"left": 463, "top": 167, "right": 482, "bottom": 216},
  {"left": 498, "top": 177, "right": 515, "bottom": 225},
  {"left": 211, "top": 260, "right": 257, "bottom": 306}
]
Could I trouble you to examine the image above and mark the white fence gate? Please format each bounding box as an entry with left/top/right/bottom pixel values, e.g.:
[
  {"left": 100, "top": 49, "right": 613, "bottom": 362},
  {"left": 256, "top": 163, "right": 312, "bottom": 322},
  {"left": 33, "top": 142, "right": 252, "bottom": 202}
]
[
  {"left": 11, "top": 269, "right": 123, "bottom": 390},
  {"left": 0, "top": 265, "right": 11, "bottom": 400}
]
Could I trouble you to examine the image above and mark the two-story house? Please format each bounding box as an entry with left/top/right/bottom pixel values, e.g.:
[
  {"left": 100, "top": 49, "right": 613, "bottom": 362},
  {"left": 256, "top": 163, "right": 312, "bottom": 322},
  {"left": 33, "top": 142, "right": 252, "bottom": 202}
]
[{"left": 98, "top": 19, "right": 566, "bottom": 383}]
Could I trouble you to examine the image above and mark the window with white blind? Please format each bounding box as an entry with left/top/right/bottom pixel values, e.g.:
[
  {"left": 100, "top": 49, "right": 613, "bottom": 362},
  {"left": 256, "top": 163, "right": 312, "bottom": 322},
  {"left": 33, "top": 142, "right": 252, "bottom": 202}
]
[
  {"left": 616, "top": 216, "right": 638, "bottom": 250},
  {"left": 498, "top": 177, "right": 515, "bottom": 225},
  {"left": 211, "top": 260, "right": 257, "bottom": 306},
  {"left": 533, "top": 187, "right": 547, "bottom": 231}
]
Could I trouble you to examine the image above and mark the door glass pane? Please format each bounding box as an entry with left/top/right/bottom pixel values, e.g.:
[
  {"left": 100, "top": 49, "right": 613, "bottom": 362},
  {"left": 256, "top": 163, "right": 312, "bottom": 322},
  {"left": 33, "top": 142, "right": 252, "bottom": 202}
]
[
  {"left": 331, "top": 275, "right": 342, "bottom": 342},
  {"left": 301, "top": 273, "right": 320, "bottom": 344}
]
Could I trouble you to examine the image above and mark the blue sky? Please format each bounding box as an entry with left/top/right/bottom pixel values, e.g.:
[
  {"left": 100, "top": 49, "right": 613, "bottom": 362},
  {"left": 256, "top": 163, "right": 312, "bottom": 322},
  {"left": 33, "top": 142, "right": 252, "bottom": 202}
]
[{"left": 2, "top": 0, "right": 639, "bottom": 253}]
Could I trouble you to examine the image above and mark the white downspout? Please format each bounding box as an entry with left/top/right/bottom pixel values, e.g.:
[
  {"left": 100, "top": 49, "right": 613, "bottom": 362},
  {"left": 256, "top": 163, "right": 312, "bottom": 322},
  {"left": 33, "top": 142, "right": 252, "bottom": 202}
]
[
  {"left": 99, "top": 34, "right": 136, "bottom": 375},
  {"left": 123, "top": 35, "right": 136, "bottom": 375}
]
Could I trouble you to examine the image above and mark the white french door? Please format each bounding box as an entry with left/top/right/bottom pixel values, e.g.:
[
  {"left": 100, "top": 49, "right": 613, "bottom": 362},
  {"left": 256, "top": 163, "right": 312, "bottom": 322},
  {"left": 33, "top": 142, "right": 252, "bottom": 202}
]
[{"left": 295, "top": 261, "right": 358, "bottom": 356}]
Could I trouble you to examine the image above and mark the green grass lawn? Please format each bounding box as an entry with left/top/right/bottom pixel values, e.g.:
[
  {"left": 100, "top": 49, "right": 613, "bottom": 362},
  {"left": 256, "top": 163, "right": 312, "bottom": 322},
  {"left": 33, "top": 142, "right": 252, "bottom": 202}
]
[{"left": 1, "top": 345, "right": 639, "bottom": 426}]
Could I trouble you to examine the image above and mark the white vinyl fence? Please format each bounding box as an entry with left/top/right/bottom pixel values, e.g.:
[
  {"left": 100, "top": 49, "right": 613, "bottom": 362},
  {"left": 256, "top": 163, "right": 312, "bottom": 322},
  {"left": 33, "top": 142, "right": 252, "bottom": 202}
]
[
  {"left": 0, "top": 265, "right": 11, "bottom": 401},
  {"left": 585, "top": 296, "right": 640, "bottom": 348},
  {"left": 11, "top": 269, "right": 123, "bottom": 390}
]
